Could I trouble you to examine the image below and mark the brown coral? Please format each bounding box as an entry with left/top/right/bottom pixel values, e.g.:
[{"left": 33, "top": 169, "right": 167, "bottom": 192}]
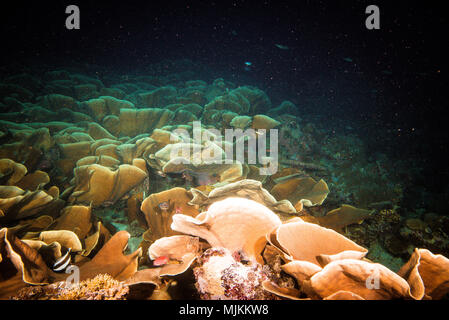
[
  {"left": 0, "top": 186, "right": 56, "bottom": 222},
  {"left": 119, "top": 108, "right": 174, "bottom": 137},
  {"left": 316, "top": 204, "right": 374, "bottom": 233},
  {"left": 269, "top": 220, "right": 367, "bottom": 265},
  {"left": 69, "top": 163, "right": 147, "bottom": 207},
  {"left": 148, "top": 235, "right": 201, "bottom": 276},
  {"left": 0, "top": 228, "right": 53, "bottom": 299},
  {"left": 140, "top": 187, "right": 199, "bottom": 245},
  {"left": 271, "top": 177, "right": 329, "bottom": 208}
]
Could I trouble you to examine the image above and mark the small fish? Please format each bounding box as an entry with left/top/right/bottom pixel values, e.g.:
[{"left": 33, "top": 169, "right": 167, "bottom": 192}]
[
  {"left": 243, "top": 61, "right": 253, "bottom": 72},
  {"left": 53, "top": 248, "right": 72, "bottom": 272},
  {"left": 275, "top": 44, "right": 289, "bottom": 50},
  {"left": 153, "top": 255, "right": 170, "bottom": 266},
  {"left": 158, "top": 201, "right": 170, "bottom": 211},
  {"left": 343, "top": 57, "right": 353, "bottom": 63},
  {"left": 196, "top": 172, "right": 220, "bottom": 186}
]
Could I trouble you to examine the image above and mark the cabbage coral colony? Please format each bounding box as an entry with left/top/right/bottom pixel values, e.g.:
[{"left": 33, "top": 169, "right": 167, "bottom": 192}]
[{"left": 0, "top": 67, "right": 448, "bottom": 300}]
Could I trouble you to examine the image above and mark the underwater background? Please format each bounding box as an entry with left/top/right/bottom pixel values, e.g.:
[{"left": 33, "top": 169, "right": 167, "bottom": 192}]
[{"left": 0, "top": 0, "right": 448, "bottom": 300}]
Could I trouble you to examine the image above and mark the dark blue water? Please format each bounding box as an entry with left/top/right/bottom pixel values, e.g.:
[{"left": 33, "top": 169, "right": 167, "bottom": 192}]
[{"left": 1, "top": 0, "right": 447, "bottom": 216}]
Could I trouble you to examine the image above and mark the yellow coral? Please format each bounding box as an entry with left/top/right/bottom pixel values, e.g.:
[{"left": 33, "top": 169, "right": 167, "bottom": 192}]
[{"left": 53, "top": 274, "right": 128, "bottom": 300}]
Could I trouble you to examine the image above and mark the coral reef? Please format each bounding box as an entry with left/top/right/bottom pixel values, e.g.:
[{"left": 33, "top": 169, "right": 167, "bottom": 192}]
[
  {"left": 146, "top": 194, "right": 449, "bottom": 300},
  {"left": 0, "top": 64, "right": 448, "bottom": 300}
]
